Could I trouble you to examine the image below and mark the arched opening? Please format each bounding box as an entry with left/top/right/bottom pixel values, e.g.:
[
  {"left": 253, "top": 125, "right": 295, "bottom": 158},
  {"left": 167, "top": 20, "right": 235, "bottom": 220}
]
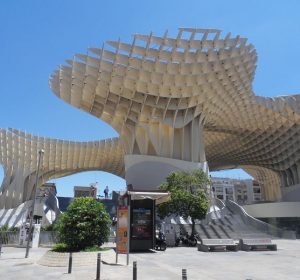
[
  {"left": 210, "top": 168, "right": 253, "bottom": 180},
  {"left": 38, "top": 171, "right": 126, "bottom": 225},
  {"left": 47, "top": 170, "right": 126, "bottom": 198}
]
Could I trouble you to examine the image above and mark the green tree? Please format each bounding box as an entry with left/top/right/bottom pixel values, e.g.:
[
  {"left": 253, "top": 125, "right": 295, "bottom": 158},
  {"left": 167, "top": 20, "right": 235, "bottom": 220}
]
[
  {"left": 0, "top": 224, "right": 9, "bottom": 232},
  {"left": 54, "top": 197, "right": 111, "bottom": 251},
  {"left": 157, "top": 170, "right": 210, "bottom": 235}
]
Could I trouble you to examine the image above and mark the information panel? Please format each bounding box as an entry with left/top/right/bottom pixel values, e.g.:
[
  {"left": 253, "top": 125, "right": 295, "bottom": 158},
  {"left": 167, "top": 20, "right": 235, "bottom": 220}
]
[
  {"left": 116, "top": 206, "right": 129, "bottom": 254},
  {"left": 131, "top": 208, "right": 152, "bottom": 239}
]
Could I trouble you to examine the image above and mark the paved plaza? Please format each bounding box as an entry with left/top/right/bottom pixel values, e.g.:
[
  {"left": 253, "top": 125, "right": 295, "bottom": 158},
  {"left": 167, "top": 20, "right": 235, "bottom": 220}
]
[{"left": 0, "top": 240, "right": 300, "bottom": 279}]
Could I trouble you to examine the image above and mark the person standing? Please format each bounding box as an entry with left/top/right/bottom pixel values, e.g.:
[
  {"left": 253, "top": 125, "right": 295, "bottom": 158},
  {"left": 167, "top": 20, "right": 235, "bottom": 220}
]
[{"left": 104, "top": 186, "right": 109, "bottom": 199}]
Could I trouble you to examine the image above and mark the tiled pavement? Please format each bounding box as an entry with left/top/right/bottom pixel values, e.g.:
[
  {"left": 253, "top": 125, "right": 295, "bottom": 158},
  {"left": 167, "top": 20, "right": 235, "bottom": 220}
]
[{"left": 1, "top": 240, "right": 300, "bottom": 279}]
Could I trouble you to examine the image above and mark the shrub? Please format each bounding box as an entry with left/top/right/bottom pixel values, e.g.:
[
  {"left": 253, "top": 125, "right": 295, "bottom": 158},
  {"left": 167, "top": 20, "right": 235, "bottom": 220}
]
[
  {"left": 0, "top": 224, "right": 9, "bottom": 232},
  {"left": 10, "top": 227, "right": 20, "bottom": 232},
  {"left": 54, "top": 197, "right": 111, "bottom": 251},
  {"left": 82, "top": 246, "right": 110, "bottom": 252},
  {"left": 52, "top": 243, "right": 69, "bottom": 252},
  {"left": 41, "top": 224, "right": 54, "bottom": 231}
]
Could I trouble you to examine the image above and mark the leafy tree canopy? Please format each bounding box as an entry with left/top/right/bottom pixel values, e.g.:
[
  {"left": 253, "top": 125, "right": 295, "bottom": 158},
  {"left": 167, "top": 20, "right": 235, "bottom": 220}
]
[
  {"left": 0, "top": 224, "right": 9, "bottom": 232},
  {"left": 54, "top": 197, "right": 111, "bottom": 251},
  {"left": 157, "top": 170, "right": 210, "bottom": 234}
]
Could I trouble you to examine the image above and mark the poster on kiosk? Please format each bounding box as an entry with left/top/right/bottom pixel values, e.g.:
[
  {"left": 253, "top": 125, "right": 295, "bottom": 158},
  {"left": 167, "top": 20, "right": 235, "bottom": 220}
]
[{"left": 116, "top": 206, "right": 129, "bottom": 264}]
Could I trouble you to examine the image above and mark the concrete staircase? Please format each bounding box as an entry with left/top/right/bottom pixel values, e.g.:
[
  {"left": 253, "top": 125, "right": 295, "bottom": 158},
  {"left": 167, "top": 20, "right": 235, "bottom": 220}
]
[{"left": 175, "top": 207, "right": 273, "bottom": 240}]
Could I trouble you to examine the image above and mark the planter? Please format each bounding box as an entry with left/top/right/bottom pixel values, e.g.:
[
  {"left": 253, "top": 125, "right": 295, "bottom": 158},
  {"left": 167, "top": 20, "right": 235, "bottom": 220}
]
[{"left": 38, "top": 249, "right": 114, "bottom": 267}]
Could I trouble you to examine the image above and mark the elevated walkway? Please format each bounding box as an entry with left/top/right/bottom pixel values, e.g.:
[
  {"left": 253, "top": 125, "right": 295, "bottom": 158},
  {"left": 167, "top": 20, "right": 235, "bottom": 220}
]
[{"left": 243, "top": 201, "right": 300, "bottom": 218}]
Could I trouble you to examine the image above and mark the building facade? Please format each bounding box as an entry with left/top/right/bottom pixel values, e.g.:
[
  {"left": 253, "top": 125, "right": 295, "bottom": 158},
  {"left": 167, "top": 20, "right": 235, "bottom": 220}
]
[
  {"left": 74, "top": 185, "right": 97, "bottom": 198},
  {"left": 212, "top": 177, "right": 261, "bottom": 205}
]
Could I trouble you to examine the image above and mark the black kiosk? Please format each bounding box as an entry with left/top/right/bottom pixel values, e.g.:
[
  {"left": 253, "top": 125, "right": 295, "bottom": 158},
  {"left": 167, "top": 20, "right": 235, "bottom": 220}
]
[
  {"left": 120, "top": 190, "right": 170, "bottom": 252},
  {"left": 130, "top": 198, "right": 155, "bottom": 251}
]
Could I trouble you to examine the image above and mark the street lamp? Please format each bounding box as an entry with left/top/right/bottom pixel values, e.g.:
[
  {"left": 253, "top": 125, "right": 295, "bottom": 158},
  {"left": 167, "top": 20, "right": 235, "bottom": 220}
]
[{"left": 25, "top": 149, "right": 44, "bottom": 258}]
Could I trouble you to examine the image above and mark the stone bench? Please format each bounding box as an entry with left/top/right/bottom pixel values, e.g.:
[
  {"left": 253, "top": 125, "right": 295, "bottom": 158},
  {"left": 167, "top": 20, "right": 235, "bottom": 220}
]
[
  {"left": 197, "top": 239, "right": 238, "bottom": 252},
  {"left": 240, "top": 238, "right": 277, "bottom": 251}
]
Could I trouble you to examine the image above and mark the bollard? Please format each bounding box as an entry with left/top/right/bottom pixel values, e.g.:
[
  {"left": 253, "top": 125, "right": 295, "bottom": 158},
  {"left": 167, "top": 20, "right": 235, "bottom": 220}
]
[
  {"left": 68, "top": 252, "right": 73, "bottom": 274},
  {"left": 96, "top": 253, "right": 101, "bottom": 280},
  {"left": 133, "top": 261, "right": 137, "bottom": 280},
  {"left": 182, "top": 268, "right": 187, "bottom": 280}
]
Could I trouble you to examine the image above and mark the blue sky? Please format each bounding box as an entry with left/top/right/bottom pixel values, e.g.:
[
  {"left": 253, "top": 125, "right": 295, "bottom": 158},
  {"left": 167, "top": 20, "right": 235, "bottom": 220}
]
[{"left": 0, "top": 0, "right": 300, "bottom": 197}]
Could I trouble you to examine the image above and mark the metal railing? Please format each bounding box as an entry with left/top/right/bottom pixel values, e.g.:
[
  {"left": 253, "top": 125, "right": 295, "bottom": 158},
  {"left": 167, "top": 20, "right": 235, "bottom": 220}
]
[
  {"left": 39, "top": 231, "right": 59, "bottom": 246},
  {"left": 214, "top": 198, "right": 225, "bottom": 210},
  {"left": 0, "top": 229, "right": 116, "bottom": 247},
  {"left": 225, "top": 200, "right": 296, "bottom": 239},
  {"left": 205, "top": 197, "right": 226, "bottom": 222},
  {"left": 108, "top": 227, "right": 116, "bottom": 243},
  {"left": 214, "top": 198, "right": 226, "bottom": 218},
  {"left": 39, "top": 230, "right": 116, "bottom": 247},
  {"left": 0, "top": 231, "right": 19, "bottom": 245}
]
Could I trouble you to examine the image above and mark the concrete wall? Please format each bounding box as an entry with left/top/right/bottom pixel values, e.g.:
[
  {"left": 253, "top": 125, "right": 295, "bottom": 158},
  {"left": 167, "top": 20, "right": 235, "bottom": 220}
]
[
  {"left": 281, "top": 184, "right": 300, "bottom": 202},
  {"left": 125, "top": 154, "right": 207, "bottom": 190},
  {"left": 243, "top": 202, "right": 300, "bottom": 218}
]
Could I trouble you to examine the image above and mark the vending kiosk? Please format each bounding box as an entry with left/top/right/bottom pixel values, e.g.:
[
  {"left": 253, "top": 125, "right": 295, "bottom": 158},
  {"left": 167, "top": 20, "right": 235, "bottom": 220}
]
[
  {"left": 130, "top": 198, "right": 155, "bottom": 251},
  {"left": 118, "top": 190, "right": 170, "bottom": 252}
]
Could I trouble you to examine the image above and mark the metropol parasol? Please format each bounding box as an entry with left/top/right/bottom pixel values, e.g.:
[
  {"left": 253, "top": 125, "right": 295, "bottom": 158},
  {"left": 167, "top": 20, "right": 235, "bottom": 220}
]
[{"left": 1, "top": 28, "right": 300, "bottom": 219}]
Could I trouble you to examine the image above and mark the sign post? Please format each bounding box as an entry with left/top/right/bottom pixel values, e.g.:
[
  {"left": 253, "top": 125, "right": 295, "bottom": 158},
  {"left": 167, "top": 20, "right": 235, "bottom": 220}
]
[{"left": 116, "top": 205, "right": 130, "bottom": 265}]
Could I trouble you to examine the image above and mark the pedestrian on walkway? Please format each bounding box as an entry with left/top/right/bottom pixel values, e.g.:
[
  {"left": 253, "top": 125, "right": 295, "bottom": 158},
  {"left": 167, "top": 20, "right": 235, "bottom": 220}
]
[{"left": 104, "top": 186, "right": 109, "bottom": 199}]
